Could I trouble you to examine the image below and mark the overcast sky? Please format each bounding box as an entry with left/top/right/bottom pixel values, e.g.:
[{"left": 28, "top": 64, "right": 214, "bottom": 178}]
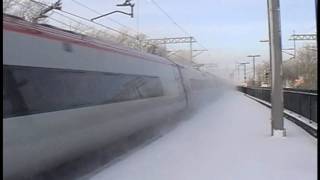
[{"left": 48, "top": 0, "right": 316, "bottom": 72}]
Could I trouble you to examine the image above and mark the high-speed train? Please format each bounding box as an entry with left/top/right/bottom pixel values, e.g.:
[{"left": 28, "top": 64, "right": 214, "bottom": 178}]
[{"left": 3, "top": 14, "right": 226, "bottom": 179}]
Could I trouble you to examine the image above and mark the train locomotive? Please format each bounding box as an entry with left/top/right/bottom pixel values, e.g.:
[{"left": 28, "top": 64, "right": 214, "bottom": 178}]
[{"left": 3, "top": 14, "right": 226, "bottom": 179}]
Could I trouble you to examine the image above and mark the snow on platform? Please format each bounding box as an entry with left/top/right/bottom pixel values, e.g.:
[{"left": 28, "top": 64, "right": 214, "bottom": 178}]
[
  {"left": 88, "top": 91, "right": 317, "bottom": 180},
  {"left": 245, "top": 94, "right": 318, "bottom": 131}
]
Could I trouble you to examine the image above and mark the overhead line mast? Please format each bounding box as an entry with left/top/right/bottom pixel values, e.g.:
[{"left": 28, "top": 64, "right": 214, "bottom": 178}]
[
  {"left": 268, "top": 0, "right": 285, "bottom": 137},
  {"left": 148, "top": 0, "right": 213, "bottom": 60},
  {"left": 70, "top": 0, "right": 139, "bottom": 33}
]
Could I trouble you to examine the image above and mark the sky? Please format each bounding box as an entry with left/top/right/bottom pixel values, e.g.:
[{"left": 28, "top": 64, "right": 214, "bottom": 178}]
[{"left": 47, "top": 0, "right": 316, "bottom": 74}]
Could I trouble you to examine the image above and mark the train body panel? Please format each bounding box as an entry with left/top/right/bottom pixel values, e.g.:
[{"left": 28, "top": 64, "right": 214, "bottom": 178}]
[
  {"left": 179, "top": 66, "right": 222, "bottom": 108},
  {"left": 3, "top": 15, "right": 225, "bottom": 179},
  {"left": 4, "top": 96, "right": 184, "bottom": 178}
]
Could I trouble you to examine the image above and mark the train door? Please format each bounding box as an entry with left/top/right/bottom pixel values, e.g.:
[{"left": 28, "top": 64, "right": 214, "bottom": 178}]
[{"left": 174, "top": 65, "right": 190, "bottom": 108}]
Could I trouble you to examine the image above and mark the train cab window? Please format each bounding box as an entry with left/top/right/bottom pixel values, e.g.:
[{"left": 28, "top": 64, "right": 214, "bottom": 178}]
[{"left": 3, "top": 65, "right": 164, "bottom": 118}]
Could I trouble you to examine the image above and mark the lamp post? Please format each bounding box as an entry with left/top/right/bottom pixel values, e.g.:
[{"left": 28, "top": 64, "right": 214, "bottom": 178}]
[
  {"left": 247, "top": 55, "right": 260, "bottom": 86},
  {"left": 239, "top": 62, "right": 250, "bottom": 84},
  {"left": 260, "top": 40, "right": 272, "bottom": 87}
]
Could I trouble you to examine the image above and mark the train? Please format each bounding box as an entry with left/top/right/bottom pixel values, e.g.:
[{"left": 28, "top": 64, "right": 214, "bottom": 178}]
[{"left": 3, "top": 14, "right": 227, "bottom": 179}]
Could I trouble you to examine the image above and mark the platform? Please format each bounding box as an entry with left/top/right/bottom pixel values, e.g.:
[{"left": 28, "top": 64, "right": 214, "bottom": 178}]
[{"left": 87, "top": 91, "right": 317, "bottom": 180}]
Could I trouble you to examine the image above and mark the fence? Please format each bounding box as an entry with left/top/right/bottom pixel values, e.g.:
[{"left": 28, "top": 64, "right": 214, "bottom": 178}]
[{"left": 237, "top": 86, "right": 317, "bottom": 123}]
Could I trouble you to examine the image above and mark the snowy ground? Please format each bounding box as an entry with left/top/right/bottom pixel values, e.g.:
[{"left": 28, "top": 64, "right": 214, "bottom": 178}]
[{"left": 87, "top": 91, "right": 317, "bottom": 180}]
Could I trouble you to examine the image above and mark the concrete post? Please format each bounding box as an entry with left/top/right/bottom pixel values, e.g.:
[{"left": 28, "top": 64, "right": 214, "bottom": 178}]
[
  {"left": 248, "top": 55, "right": 260, "bottom": 86},
  {"left": 266, "top": 0, "right": 272, "bottom": 87},
  {"left": 240, "top": 62, "right": 250, "bottom": 84},
  {"left": 190, "top": 37, "right": 193, "bottom": 62},
  {"left": 244, "top": 64, "right": 247, "bottom": 83},
  {"left": 267, "top": 0, "right": 285, "bottom": 136},
  {"left": 253, "top": 57, "right": 255, "bottom": 84},
  {"left": 237, "top": 64, "right": 240, "bottom": 81},
  {"left": 316, "top": 0, "right": 318, "bottom": 29}
]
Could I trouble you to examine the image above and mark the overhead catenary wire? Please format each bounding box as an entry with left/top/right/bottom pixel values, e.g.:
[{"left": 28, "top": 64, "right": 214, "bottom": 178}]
[
  {"left": 33, "top": 0, "right": 174, "bottom": 52},
  {"left": 11, "top": 1, "right": 94, "bottom": 34},
  {"left": 12, "top": 0, "right": 207, "bottom": 69},
  {"left": 27, "top": 0, "right": 139, "bottom": 40},
  {"left": 70, "top": 0, "right": 140, "bottom": 34},
  {"left": 54, "top": 12, "right": 172, "bottom": 53},
  {"left": 148, "top": 0, "right": 189, "bottom": 37},
  {"left": 55, "top": 11, "right": 117, "bottom": 35},
  {"left": 47, "top": 0, "right": 216, "bottom": 62},
  {"left": 3, "top": 0, "right": 199, "bottom": 73},
  {"left": 59, "top": 11, "right": 134, "bottom": 39},
  {"left": 69, "top": 0, "right": 160, "bottom": 54},
  {"left": 52, "top": 12, "right": 120, "bottom": 39},
  {"left": 148, "top": 0, "right": 216, "bottom": 62}
]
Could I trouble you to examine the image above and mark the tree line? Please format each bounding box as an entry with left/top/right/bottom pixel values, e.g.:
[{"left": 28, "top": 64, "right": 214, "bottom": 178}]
[
  {"left": 3, "top": 0, "right": 171, "bottom": 58},
  {"left": 251, "top": 45, "right": 317, "bottom": 90}
]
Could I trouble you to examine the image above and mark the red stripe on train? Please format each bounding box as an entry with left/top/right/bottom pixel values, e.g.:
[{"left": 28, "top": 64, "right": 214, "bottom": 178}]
[{"left": 3, "top": 21, "right": 172, "bottom": 66}]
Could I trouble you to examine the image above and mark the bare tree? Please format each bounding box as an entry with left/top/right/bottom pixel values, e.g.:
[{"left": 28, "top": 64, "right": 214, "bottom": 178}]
[
  {"left": 255, "top": 44, "right": 317, "bottom": 89},
  {"left": 254, "top": 61, "right": 270, "bottom": 86},
  {"left": 3, "top": 0, "right": 51, "bottom": 22},
  {"left": 294, "top": 44, "right": 317, "bottom": 89},
  {"left": 3, "top": 0, "right": 18, "bottom": 12},
  {"left": 3, "top": 0, "right": 168, "bottom": 58}
]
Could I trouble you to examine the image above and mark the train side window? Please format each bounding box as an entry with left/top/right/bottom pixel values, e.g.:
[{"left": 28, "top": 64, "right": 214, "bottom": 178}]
[{"left": 3, "top": 65, "right": 164, "bottom": 118}]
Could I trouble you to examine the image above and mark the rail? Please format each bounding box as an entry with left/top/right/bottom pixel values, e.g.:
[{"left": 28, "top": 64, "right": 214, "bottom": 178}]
[{"left": 237, "top": 86, "right": 317, "bottom": 123}]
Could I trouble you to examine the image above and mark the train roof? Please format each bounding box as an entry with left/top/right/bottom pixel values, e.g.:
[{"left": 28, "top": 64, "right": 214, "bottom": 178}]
[{"left": 3, "top": 14, "right": 180, "bottom": 66}]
